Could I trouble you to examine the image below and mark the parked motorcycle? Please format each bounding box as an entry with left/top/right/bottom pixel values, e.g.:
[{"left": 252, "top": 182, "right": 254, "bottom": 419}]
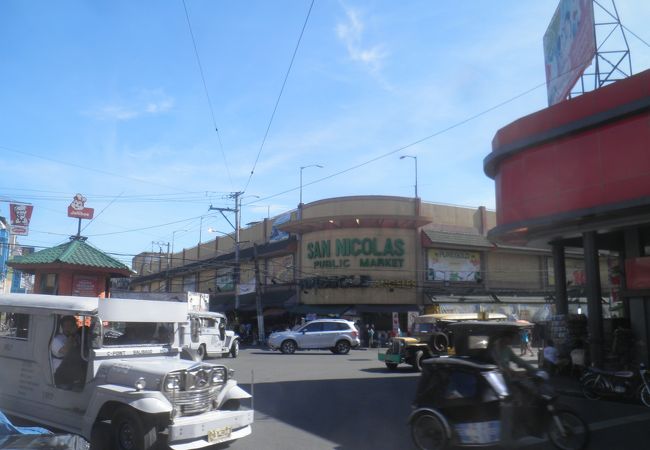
[{"left": 581, "top": 363, "right": 650, "bottom": 407}]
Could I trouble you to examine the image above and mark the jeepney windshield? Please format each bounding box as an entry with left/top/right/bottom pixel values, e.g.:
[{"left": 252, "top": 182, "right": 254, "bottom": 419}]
[{"left": 102, "top": 321, "right": 173, "bottom": 346}]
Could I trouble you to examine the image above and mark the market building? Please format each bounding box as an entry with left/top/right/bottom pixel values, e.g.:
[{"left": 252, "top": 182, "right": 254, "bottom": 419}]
[
  {"left": 130, "top": 195, "right": 618, "bottom": 335},
  {"left": 484, "top": 68, "right": 650, "bottom": 366}
]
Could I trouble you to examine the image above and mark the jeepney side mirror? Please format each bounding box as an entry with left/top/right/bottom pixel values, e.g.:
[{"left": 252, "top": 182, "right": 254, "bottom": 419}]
[
  {"left": 219, "top": 320, "right": 226, "bottom": 341},
  {"left": 90, "top": 318, "right": 103, "bottom": 349},
  {"left": 190, "top": 318, "right": 200, "bottom": 343}
]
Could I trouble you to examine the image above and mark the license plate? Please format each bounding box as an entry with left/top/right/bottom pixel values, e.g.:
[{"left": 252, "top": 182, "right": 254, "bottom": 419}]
[
  {"left": 454, "top": 421, "right": 500, "bottom": 444},
  {"left": 208, "top": 426, "right": 232, "bottom": 443}
]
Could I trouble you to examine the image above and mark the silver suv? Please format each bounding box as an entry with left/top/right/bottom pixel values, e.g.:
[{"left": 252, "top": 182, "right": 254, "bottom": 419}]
[{"left": 267, "top": 319, "right": 360, "bottom": 354}]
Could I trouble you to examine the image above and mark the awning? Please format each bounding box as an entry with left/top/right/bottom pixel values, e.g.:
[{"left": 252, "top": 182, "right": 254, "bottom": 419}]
[
  {"left": 210, "top": 289, "right": 295, "bottom": 312},
  {"left": 290, "top": 305, "right": 351, "bottom": 316},
  {"left": 355, "top": 304, "right": 420, "bottom": 313}
]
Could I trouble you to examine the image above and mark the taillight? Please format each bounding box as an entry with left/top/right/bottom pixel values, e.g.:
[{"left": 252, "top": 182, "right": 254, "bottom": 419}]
[{"left": 351, "top": 330, "right": 358, "bottom": 337}]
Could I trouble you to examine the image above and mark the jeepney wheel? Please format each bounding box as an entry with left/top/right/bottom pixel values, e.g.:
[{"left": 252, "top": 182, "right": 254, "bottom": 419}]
[
  {"left": 335, "top": 340, "right": 351, "bottom": 355},
  {"left": 411, "top": 411, "right": 449, "bottom": 450},
  {"left": 197, "top": 344, "right": 207, "bottom": 361},
  {"left": 281, "top": 340, "right": 297, "bottom": 354},
  {"left": 112, "top": 407, "right": 157, "bottom": 450},
  {"left": 230, "top": 340, "right": 240, "bottom": 358},
  {"left": 385, "top": 362, "right": 398, "bottom": 370},
  {"left": 413, "top": 350, "right": 424, "bottom": 372}
]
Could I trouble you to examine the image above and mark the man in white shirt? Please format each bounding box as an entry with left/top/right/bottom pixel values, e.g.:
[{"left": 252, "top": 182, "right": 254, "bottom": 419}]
[{"left": 51, "top": 315, "right": 79, "bottom": 372}]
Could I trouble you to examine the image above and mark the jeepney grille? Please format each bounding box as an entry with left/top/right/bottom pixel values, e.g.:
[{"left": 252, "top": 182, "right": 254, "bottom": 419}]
[
  {"left": 388, "top": 339, "right": 402, "bottom": 354},
  {"left": 163, "top": 365, "right": 226, "bottom": 416},
  {"left": 166, "top": 386, "right": 219, "bottom": 416}
]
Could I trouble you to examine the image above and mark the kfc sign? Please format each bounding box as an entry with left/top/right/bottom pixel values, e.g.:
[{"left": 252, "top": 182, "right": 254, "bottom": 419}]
[
  {"left": 67, "top": 194, "right": 94, "bottom": 219},
  {"left": 9, "top": 203, "right": 34, "bottom": 236}
]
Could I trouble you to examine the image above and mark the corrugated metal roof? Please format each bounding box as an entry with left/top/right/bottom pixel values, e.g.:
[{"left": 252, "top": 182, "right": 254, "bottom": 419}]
[
  {"left": 423, "top": 230, "right": 494, "bottom": 248},
  {"left": 9, "top": 239, "right": 131, "bottom": 272}
]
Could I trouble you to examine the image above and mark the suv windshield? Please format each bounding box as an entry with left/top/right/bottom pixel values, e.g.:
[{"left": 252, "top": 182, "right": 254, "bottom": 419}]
[{"left": 102, "top": 321, "right": 173, "bottom": 346}]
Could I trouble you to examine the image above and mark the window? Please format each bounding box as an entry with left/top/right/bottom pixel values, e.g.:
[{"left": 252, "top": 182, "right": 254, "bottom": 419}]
[
  {"left": 40, "top": 273, "right": 58, "bottom": 295},
  {"left": 0, "top": 312, "right": 30, "bottom": 339},
  {"left": 303, "top": 322, "right": 323, "bottom": 332},
  {"left": 323, "top": 322, "right": 350, "bottom": 331}
]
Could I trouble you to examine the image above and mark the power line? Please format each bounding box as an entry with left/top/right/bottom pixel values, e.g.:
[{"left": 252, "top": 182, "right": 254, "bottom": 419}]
[
  {"left": 243, "top": 0, "right": 315, "bottom": 192},
  {"left": 243, "top": 79, "right": 548, "bottom": 206},
  {"left": 181, "top": 0, "right": 234, "bottom": 189},
  {"left": 0, "top": 145, "right": 195, "bottom": 194}
]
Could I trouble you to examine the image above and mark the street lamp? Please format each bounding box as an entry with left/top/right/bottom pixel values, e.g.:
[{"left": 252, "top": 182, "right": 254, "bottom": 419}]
[
  {"left": 400, "top": 155, "right": 418, "bottom": 198},
  {"left": 299, "top": 164, "right": 323, "bottom": 205},
  {"left": 171, "top": 229, "right": 187, "bottom": 256}
]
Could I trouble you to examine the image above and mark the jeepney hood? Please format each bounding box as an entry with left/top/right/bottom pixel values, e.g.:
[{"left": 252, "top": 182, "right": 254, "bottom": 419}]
[
  {"left": 395, "top": 337, "right": 419, "bottom": 344},
  {"left": 95, "top": 357, "right": 211, "bottom": 390}
]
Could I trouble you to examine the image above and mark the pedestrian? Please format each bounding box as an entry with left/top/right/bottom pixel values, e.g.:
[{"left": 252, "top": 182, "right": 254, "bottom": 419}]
[
  {"left": 368, "top": 324, "right": 375, "bottom": 348},
  {"left": 520, "top": 328, "right": 533, "bottom": 356}
]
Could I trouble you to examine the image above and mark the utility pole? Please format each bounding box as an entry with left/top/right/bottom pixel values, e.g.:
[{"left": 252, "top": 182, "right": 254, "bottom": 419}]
[
  {"left": 209, "top": 192, "right": 242, "bottom": 309},
  {"left": 253, "top": 243, "right": 265, "bottom": 343}
]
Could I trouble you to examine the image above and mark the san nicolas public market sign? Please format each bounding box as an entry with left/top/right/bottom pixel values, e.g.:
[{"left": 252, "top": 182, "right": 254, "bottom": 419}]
[{"left": 306, "top": 237, "right": 405, "bottom": 269}]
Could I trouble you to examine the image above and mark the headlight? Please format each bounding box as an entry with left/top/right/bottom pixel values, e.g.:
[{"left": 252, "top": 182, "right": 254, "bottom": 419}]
[
  {"left": 165, "top": 373, "right": 181, "bottom": 391},
  {"left": 211, "top": 367, "right": 226, "bottom": 384},
  {"left": 134, "top": 377, "right": 147, "bottom": 391}
]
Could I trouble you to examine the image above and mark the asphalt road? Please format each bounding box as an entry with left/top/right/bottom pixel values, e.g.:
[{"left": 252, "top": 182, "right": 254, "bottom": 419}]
[{"left": 209, "top": 346, "right": 650, "bottom": 450}]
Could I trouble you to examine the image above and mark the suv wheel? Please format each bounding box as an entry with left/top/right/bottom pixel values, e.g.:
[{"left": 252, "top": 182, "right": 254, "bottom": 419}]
[
  {"left": 280, "top": 340, "right": 297, "bottom": 354},
  {"left": 335, "top": 340, "right": 351, "bottom": 355}
]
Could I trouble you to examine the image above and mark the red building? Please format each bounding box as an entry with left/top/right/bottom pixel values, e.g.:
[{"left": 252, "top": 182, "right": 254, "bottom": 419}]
[{"left": 485, "top": 69, "right": 650, "bottom": 366}]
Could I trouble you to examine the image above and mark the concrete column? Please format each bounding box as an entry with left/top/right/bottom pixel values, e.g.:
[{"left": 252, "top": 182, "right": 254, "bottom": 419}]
[
  {"left": 552, "top": 243, "right": 568, "bottom": 315},
  {"left": 624, "top": 227, "right": 649, "bottom": 365},
  {"left": 584, "top": 231, "right": 604, "bottom": 367}
]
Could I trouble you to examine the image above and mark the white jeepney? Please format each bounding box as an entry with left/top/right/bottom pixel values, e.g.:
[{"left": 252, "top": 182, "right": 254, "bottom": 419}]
[
  {"left": 185, "top": 311, "right": 239, "bottom": 361},
  {"left": 0, "top": 293, "right": 253, "bottom": 450}
]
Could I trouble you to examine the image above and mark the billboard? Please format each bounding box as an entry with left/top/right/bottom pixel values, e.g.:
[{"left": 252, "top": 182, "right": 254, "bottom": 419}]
[
  {"left": 426, "top": 249, "right": 481, "bottom": 282},
  {"left": 543, "top": 0, "right": 596, "bottom": 106},
  {"left": 9, "top": 203, "right": 34, "bottom": 236}
]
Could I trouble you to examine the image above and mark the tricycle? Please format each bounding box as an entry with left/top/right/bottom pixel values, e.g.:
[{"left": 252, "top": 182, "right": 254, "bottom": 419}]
[{"left": 409, "top": 322, "right": 589, "bottom": 450}]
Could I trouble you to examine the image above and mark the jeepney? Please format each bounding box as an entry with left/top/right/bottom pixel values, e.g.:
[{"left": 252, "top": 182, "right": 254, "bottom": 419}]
[
  {"left": 0, "top": 293, "right": 253, "bottom": 450},
  {"left": 185, "top": 311, "right": 240, "bottom": 360},
  {"left": 378, "top": 312, "right": 507, "bottom": 371}
]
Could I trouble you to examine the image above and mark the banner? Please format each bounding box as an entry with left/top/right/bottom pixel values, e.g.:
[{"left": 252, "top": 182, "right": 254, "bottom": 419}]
[
  {"left": 9, "top": 203, "right": 34, "bottom": 236},
  {"left": 427, "top": 249, "right": 481, "bottom": 282},
  {"left": 543, "top": 0, "right": 596, "bottom": 105}
]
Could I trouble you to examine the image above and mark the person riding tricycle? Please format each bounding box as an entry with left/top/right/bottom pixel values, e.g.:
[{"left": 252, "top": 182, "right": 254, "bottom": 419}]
[{"left": 409, "top": 322, "right": 589, "bottom": 450}]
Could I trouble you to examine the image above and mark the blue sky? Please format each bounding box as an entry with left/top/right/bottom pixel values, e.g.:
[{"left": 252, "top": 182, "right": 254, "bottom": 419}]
[{"left": 1, "top": 0, "right": 649, "bottom": 267}]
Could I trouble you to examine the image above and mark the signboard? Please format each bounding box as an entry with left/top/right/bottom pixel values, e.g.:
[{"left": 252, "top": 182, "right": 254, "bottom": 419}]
[
  {"left": 67, "top": 193, "right": 94, "bottom": 219},
  {"left": 427, "top": 249, "right": 481, "bottom": 282},
  {"left": 72, "top": 275, "right": 98, "bottom": 297},
  {"left": 267, "top": 255, "right": 294, "bottom": 283},
  {"left": 269, "top": 212, "right": 291, "bottom": 242},
  {"left": 305, "top": 237, "right": 406, "bottom": 270},
  {"left": 9, "top": 203, "right": 34, "bottom": 236},
  {"left": 543, "top": 0, "right": 596, "bottom": 106},
  {"left": 187, "top": 291, "right": 209, "bottom": 312},
  {"left": 216, "top": 268, "right": 234, "bottom": 292}
]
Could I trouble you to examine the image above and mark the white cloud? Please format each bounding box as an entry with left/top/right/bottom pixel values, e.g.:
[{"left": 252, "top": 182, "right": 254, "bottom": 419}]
[
  {"left": 85, "top": 90, "right": 174, "bottom": 121},
  {"left": 336, "top": 6, "right": 387, "bottom": 73}
]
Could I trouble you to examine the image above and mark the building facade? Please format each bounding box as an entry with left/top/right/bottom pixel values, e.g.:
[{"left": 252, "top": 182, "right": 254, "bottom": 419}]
[{"left": 130, "top": 196, "right": 618, "bottom": 333}]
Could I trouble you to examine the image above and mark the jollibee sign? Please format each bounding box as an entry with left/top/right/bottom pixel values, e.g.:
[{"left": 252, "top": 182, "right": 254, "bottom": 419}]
[{"left": 67, "top": 194, "right": 94, "bottom": 219}]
